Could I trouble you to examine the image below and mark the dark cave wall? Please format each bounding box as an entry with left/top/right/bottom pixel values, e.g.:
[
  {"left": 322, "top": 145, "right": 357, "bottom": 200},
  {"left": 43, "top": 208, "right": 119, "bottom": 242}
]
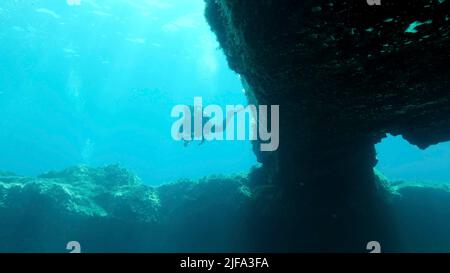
[
  {"left": 205, "top": 0, "right": 450, "bottom": 251},
  {"left": 205, "top": 0, "right": 450, "bottom": 151},
  {"left": 206, "top": 0, "right": 450, "bottom": 161}
]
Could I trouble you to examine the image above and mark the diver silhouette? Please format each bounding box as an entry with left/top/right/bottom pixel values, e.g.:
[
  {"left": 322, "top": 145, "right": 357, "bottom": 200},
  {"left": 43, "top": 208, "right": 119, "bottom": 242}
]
[
  {"left": 182, "top": 105, "right": 208, "bottom": 147},
  {"left": 182, "top": 105, "right": 245, "bottom": 147}
]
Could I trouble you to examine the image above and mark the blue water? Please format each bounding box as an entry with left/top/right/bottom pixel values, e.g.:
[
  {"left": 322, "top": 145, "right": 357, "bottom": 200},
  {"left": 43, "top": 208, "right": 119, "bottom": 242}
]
[
  {"left": 376, "top": 135, "right": 450, "bottom": 184},
  {"left": 0, "top": 0, "right": 256, "bottom": 185}
]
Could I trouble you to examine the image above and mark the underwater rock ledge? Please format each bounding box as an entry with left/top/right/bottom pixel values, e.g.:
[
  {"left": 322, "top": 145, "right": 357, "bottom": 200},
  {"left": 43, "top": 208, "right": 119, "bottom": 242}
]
[
  {"left": 204, "top": 0, "right": 450, "bottom": 251},
  {"left": 0, "top": 165, "right": 450, "bottom": 252}
]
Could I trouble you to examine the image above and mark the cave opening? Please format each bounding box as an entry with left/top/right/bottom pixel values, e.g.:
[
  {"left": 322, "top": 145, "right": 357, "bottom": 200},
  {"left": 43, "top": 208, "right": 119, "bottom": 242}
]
[{"left": 376, "top": 134, "right": 450, "bottom": 184}]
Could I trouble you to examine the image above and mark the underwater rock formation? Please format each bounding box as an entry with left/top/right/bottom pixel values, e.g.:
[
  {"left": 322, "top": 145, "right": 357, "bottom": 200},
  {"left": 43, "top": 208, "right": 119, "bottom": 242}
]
[
  {"left": 0, "top": 165, "right": 449, "bottom": 252},
  {"left": 204, "top": 0, "right": 450, "bottom": 251},
  {"left": 0, "top": 165, "right": 250, "bottom": 252}
]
